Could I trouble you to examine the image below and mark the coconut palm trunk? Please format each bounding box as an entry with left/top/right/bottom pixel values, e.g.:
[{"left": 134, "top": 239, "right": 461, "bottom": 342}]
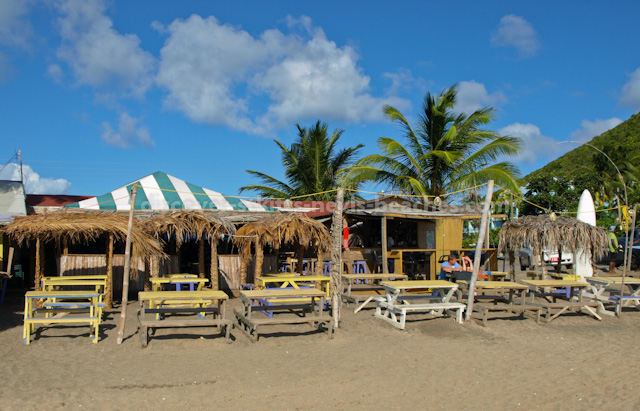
[{"left": 254, "top": 243, "right": 264, "bottom": 286}]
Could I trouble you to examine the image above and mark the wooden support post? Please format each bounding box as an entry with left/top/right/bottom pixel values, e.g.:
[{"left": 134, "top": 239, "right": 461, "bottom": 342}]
[
  {"left": 105, "top": 233, "right": 114, "bottom": 309},
  {"left": 210, "top": 238, "right": 219, "bottom": 290},
  {"left": 254, "top": 243, "right": 264, "bottom": 285},
  {"left": 466, "top": 180, "right": 494, "bottom": 321},
  {"left": 63, "top": 237, "right": 68, "bottom": 255},
  {"left": 198, "top": 237, "right": 205, "bottom": 278},
  {"left": 116, "top": 185, "right": 137, "bottom": 345},
  {"left": 239, "top": 252, "right": 248, "bottom": 288},
  {"left": 34, "top": 237, "right": 43, "bottom": 291},
  {"left": 508, "top": 250, "right": 516, "bottom": 282},
  {"left": 330, "top": 187, "right": 344, "bottom": 328},
  {"left": 381, "top": 215, "right": 388, "bottom": 274}
]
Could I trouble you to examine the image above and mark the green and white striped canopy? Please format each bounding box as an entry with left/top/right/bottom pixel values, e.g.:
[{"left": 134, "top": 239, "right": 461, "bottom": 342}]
[{"left": 65, "top": 171, "right": 274, "bottom": 212}]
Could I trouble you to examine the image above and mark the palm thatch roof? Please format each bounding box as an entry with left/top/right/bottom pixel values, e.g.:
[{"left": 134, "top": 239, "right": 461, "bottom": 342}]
[
  {"left": 233, "top": 212, "right": 331, "bottom": 252},
  {"left": 139, "top": 210, "right": 236, "bottom": 246},
  {"left": 498, "top": 214, "right": 608, "bottom": 260},
  {"left": 2, "top": 211, "right": 165, "bottom": 260}
]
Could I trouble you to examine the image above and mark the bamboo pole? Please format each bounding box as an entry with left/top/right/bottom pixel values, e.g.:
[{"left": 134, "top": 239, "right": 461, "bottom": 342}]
[
  {"left": 116, "top": 186, "right": 137, "bottom": 345},
  {"left": 211, "top": 238, "right": 219, "bottom": 290},
  {"left": 105, "top": 234, "right": 114, "bottom": 308},
  {"left": 198, "top": 237, "right": 205, "bottom": 278},
  {"left": 330, "top": 188, "right": 344, "bottom": 328},
  {"left": 465, "top": 180, "right": 494, "bottom": 321}
]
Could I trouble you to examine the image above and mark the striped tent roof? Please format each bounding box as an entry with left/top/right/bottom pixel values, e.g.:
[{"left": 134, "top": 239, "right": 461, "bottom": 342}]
[{"left": 64, "top": 171, "right": 275, "bottom": 212}]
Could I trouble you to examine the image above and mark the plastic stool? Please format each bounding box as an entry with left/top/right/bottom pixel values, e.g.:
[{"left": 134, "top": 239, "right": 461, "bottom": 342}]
[{"left": 322, "top": 261, "right": 333, "bottom": 275}]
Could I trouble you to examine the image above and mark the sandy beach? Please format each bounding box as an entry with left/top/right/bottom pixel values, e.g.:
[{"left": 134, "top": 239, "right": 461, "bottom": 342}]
[{"left": 2, "top": 266, "right": 640, "bottom": 410}]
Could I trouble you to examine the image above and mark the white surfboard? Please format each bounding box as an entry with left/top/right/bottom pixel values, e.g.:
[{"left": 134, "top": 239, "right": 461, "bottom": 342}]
[{"left": 575, "top": 189, "right": 597, "bottom": 278}]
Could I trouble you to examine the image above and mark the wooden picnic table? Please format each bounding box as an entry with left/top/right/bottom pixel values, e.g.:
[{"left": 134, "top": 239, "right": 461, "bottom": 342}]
[
  {"left": 341, "top": 273, "right": 408, "bottom": 313},
  {"left": 234, "top": 288, "right": 333, "bottom": 342},
  {"left": 41, "top": 277, "right": 106, "bottom": 292},
  {"left": 255, "top": 274, "right": 330, "bottom": 296},
  {"left": 584, "top": 276, "right": 640, "bottom": 316},
  {"left": 149, "top": 277, "right": 208, "bottom": 292},
  {"left": 375, "top": 280, "right": 466, "bottom": 329},
  {"left": 137, "top": 290, "right": 232, "bottom": 347},
  {"left": 457, "top": 281, "right": 540, "bottom": 326},
  {"left": 519, "top": 279, "right": 601, "bottom": 322},
  {"left": 23, "top": 290, "right": 102, "bottom": 345}
]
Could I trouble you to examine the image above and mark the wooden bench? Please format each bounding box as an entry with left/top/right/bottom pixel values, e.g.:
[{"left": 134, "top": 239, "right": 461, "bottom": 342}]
[
  {"left": 471, "top": 303, "right": 541, "bottom": 326},
  {"left": 137, "top": 290, "right": 232, "bottom": 347},
  {"left": 23, "top": 291, "right": 102, "bottom": 345},
  {"left": 536, "top": 300, "right": 601, "bottom": 323},
  {"left": 234, "top": 289, "right": 333, "bottom": 342},
  {"left": 375, "top": 301, "right": 466, "bottom": 329}
]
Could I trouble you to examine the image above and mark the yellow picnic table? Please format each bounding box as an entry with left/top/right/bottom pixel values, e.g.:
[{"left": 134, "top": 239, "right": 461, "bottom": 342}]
[
  {"left": 23, "top": 290, "right": 102, "bottom": 344},
  {"left": 149, "top": 277, "right": 208, "bottom": 291},
  {"left": 519, "top": 279, "right": 601, "bottom": 322},
  {"left": 255, "top": 274, "right": 330, "bottom": 296},
  {"left": 41, "top": 277, "right": 106, "bottom": 292},
  {"left": 234, "top": 288, "right": 333, "bottom": 342}
]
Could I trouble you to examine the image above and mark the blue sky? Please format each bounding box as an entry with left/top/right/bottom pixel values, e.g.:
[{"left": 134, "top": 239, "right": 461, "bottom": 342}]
[{"left": 1, "top": 0, "right": 639, "bottom": 198}]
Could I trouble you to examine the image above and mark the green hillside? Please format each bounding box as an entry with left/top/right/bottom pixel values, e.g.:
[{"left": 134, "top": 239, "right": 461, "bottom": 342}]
[{"left": 525, "top": 112, "right": 640, "bottom": 182}]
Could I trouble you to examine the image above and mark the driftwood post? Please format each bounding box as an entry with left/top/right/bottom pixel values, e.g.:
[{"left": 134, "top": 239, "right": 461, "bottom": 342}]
[
  {"left": 210, "top": 238, "right": 219, "bottom": 290},
  {"left": 105, "top": 234, "right": 114, "bottom": 308},
  {"left": 465, "top": 180, "right": 494, "bottom": 321},
  {"left": 618, "top": 204, "right": 637, "bottom": 317},
  {"left": 116, "top": 185, "right": 137, "bottom": 345},
  {"left": 330, "top": 188, "right": 344, "bottom": 328}
]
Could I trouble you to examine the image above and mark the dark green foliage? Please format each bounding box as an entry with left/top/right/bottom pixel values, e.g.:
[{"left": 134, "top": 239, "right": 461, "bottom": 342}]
[{"left": 239, "top": 120, "right": 364, "bottom": 201}]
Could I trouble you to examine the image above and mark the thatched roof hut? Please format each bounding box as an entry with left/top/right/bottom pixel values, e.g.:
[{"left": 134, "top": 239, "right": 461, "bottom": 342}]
[
  {"left": 2, "top": 211, "right": 165, "bottom": 306},
  {"left": 139, "top": 210, "right": 236, "bottom": 287},
  {"left": 498, "top": 214, "right": 609, "bottom": 274},
  {"left": 234, "top": 213, "right": 331, "bottom": 283}
]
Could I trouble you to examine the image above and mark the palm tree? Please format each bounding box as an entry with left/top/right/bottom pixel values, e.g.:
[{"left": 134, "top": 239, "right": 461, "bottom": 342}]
[
  {"left": 347, "top": 84, "right": 522, "bottom": 201},
  {"left": 239, "top": 120, "right": 364, "bottom": 201}
]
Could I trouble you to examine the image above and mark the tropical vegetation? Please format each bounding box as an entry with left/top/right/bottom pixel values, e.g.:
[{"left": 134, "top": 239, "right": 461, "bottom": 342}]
[
  {"left": 346, "top": 84, "right": 522, "bottom": 201},
  {"left": 239, "top": 121, "right": 363, "bottom": 201}
]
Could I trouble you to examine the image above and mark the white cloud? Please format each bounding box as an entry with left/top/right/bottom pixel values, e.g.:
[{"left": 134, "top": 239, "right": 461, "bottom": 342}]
[
  {"left": 46, "top": 64, "right": 63, "bottom": 83},
  {"left": 570, "top": 117, "right": 623, "bottom": 143},
  {"left": 491, "top": 15, "right": 540, "bottom": 58},
  {"left": 101, "top": 112, "right": 155, "bottom": 148},
  {"left": 499, "top": 123, "right": 557, "bottom": 164},
  {"left": 54, "top": 0, "right": 155, "bottom": 97},
  {"left": 619, "top": 67, "right": 640, "bottom": 111},
  {"left": 0, "top": 164, "right": 71, "bottom": 194},
  {"left": 455, "top": 81, "right": 507, "bottom": 115},
  {"left": 156, "top": 14, "right": 408, "bottom": 135},
  {"left": 0, "top": 0, "right": 33, "bottom": 48},
  {"left": 383, "top": 69, "right": 427, "bottom": 96}
]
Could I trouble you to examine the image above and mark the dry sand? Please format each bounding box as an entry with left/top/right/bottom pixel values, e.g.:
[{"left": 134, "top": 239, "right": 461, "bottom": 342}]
[{"left": 1, "top": 265, "right": 640, "bottom": 410}]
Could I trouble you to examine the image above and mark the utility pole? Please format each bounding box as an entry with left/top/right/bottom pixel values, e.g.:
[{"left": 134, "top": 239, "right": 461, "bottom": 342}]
[{"left": 18, "top": 150, "right": 24, "bottom": 185}]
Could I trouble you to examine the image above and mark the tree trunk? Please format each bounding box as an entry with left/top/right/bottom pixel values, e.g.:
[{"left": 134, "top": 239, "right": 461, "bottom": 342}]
[
  {"left": 239, "top": 252, "right": 248, "bottom": 287},
  {"left": 330, "top": 188, "right": 344, "bottom": 328},
  {"left": 34, "top": 237, "right": 43, "bottom": 291},
  {"left": 316, "top": 247, "right": 324, "bottom": 276},
  {"left": 105, "top": 234, "right": 114, "bottom": 308},
  {"left": 508, "top": 250, "right": 515, "bottom": 282},
  {"left": 210, "top": 239, "right": 219, "bottom": 290},
  {"left": 198, "top": 237, "right": 205, "bottom": 278},
  {"left": 296, "top": 244, "right": 304, "bottom": 274}
]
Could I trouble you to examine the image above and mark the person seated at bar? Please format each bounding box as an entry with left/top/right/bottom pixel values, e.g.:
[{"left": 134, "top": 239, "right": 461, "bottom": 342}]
[
  {"left": 460, "top": 251, "right": 473, "bottom": 272},
  {"left": 439, "top": 254, "right": 461, "bottom": 280}
]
